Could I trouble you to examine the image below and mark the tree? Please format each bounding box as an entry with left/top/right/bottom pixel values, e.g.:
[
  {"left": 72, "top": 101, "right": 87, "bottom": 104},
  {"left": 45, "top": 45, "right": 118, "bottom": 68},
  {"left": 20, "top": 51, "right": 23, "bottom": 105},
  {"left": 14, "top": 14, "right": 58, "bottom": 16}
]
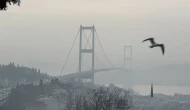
[
  {"left": 64, "top": 85, "right": 133, "bottom": 110},
  {"left": 0, "top": 0, "right": 20, "bottom": 10},
  {"left": 3, "top": 83, "right": 43, "bottom": 110},
  {"left": 39, "top": 79, "right": 44, "bottom": 94},
  {"left": 0, "top": 63, "right": 49, "bottom": 82},
  {"left": 50, "top": 78, "right": 61, "bottom": 88},
  {"left": 0, "top": 83, "right": 3, "bottom": 88}
]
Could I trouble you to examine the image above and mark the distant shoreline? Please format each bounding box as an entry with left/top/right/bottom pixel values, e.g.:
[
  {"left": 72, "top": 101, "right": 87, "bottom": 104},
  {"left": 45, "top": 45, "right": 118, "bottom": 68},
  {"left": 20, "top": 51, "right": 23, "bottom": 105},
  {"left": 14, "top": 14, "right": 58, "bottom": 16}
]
[{"left": 132, "top": 85, "right": 190, "bottom": 96}]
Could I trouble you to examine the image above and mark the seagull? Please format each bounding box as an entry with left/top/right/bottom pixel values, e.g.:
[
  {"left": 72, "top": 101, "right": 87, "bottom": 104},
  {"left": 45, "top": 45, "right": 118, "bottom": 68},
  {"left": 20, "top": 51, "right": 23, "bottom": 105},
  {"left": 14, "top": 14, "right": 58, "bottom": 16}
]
[{"left": 142, "top": 38, "right": 165, "bottom": 55}]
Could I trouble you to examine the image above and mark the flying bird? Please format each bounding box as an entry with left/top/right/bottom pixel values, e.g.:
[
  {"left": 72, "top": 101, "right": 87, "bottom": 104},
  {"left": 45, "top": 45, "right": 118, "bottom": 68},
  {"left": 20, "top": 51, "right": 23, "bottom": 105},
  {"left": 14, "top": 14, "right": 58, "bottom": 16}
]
[{"left": 142, "top": 38, "right": 165, "bottom": 55}]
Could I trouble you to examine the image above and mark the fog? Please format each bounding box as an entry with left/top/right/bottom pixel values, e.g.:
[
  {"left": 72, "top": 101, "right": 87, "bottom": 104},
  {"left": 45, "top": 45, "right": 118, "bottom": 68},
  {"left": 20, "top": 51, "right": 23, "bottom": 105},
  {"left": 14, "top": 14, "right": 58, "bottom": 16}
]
[{"left": 0, "top": 0, "right": 190, "bottom": 85}]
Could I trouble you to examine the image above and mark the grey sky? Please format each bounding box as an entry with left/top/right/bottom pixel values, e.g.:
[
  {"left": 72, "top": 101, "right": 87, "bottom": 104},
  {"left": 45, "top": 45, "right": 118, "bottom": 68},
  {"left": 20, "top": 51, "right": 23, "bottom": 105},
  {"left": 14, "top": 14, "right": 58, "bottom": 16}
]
[{"left": 0, "top": 0, "right": 190, "bottom": 76}]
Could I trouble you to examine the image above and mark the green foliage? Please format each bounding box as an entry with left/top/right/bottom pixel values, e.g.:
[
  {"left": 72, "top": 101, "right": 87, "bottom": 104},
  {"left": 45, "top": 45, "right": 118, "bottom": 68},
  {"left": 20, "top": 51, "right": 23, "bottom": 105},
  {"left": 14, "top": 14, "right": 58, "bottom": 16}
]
[{"left": 0, "top": 62, "right": 49, "bottom": 82}]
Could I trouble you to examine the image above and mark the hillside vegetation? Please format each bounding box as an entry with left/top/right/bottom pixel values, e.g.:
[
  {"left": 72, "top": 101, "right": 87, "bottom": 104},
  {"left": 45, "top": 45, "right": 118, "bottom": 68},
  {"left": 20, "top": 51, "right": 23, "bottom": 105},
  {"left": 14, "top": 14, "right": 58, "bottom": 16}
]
[{"left": 0, "top": 62, "right": 49, "bottom": 82}]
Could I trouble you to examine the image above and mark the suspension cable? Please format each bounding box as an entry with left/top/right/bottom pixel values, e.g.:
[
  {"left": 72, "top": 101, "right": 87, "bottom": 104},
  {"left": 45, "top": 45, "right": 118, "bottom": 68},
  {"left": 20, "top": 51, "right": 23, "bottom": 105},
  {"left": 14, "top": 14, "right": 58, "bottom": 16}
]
[
  {"left": 95, "top": 29, "right": 115, "bottom": 68},
  {"left": 76, "top": 30, "right": 92, "bottom": 71},
  {"left": 81, "top": 30, "right": 92, "bottom": 60},
  {"left": 82, "top": 30, "right": 106, "bottom": 68},
  {"left": 60, "top": 29, "right": 80, "bottom": 76}
]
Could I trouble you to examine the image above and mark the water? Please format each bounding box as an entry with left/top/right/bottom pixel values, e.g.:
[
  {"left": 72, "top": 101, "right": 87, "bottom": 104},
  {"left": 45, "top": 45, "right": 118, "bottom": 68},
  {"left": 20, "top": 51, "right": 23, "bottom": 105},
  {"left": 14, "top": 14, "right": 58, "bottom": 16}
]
[{"left": 132, "top": 85, "right": 190, "bottom": 96}]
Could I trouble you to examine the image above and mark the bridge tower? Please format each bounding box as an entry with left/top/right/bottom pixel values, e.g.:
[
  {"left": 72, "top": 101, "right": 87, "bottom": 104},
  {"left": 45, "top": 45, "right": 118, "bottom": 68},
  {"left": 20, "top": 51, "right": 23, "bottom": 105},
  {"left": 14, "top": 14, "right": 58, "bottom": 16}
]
[
  {"left": 79, "top": 25, "right": 95, "bottom": 83},
  {"left": 124, "top": 45, "right": 132, "bottom": 70}
]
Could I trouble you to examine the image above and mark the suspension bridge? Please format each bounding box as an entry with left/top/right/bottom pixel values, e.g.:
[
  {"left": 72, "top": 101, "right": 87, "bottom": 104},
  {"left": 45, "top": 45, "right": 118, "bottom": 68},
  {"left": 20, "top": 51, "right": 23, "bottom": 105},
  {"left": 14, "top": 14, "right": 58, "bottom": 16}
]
[
  {"left": 59, "top": 25, "right": 132, "bottom": 84},
  {"left": 0, "top": 25, "right": 132, "bottom": 107}
]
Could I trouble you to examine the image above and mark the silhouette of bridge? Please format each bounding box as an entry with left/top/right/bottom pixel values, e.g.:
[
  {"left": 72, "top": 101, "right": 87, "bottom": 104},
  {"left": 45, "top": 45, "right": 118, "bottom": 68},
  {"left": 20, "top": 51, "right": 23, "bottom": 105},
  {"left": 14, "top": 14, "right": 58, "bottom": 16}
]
[{"left": 60, "top": 25, "right": 131, "bottom": 83}]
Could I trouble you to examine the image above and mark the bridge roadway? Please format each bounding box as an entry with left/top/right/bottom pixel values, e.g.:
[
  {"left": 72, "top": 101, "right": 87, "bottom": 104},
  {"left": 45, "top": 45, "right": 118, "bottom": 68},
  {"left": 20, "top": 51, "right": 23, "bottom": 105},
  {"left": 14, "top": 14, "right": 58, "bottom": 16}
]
[{"left": 60, "top": 68, "right": 126, "bottom": 80}]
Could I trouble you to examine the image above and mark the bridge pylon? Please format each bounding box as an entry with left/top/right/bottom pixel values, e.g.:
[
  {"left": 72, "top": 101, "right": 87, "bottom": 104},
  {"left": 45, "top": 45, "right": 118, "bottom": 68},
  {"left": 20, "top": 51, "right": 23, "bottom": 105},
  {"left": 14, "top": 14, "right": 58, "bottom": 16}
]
[
  {"left": 79, "top": 25, "right": 95, "bottom": 84},
  {"left": 124, "top": 45, "right": 132, "bottom": 70}
]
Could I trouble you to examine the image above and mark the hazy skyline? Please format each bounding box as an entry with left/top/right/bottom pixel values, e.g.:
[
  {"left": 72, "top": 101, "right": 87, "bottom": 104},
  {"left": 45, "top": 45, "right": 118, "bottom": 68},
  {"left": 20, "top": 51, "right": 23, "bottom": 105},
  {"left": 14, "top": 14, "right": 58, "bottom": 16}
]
[{"left": 1, "top": 0, "right": 190, "bottom": 76}]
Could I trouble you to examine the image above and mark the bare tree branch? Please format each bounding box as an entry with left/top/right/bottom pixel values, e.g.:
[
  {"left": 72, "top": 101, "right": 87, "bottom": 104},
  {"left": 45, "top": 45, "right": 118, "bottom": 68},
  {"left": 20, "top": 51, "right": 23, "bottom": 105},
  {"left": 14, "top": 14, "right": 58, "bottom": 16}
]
[{"left": 64, "top": 85, "right": 133, "bottom": 110}]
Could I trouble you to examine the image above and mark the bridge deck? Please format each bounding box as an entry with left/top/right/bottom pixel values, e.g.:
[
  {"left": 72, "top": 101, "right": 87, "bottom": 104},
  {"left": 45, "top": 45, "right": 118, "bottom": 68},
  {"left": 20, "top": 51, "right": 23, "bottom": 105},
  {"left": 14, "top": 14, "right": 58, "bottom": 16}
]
[{"left": 60, "top": 68, "right": 126, "bottom": 80}]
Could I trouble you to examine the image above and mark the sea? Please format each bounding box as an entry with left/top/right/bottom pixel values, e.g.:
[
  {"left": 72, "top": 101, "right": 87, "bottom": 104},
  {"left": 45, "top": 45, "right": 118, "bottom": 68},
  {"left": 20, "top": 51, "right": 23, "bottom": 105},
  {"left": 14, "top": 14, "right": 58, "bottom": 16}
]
[{"left": 132, "top": 85, "right": 190, "bottom": 96}]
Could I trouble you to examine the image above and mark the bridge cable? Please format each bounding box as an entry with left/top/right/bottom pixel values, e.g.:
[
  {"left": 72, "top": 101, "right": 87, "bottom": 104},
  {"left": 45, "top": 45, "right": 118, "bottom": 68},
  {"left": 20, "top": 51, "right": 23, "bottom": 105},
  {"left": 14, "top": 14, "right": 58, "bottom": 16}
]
[
  {"left": 60, "top": 29, "right": 80, "bottom": 76},
  {"left": 76, "top": 30, "right": 92, "bottom": 71},
  {"left": 81, "top": 30, "right": 92, "bottom": 60},
  {"left": 82, "top": 30, "right": 106, "bottom": 69},
  {"left": 95, "top": 29, "right": 115, "bottom": 68}
]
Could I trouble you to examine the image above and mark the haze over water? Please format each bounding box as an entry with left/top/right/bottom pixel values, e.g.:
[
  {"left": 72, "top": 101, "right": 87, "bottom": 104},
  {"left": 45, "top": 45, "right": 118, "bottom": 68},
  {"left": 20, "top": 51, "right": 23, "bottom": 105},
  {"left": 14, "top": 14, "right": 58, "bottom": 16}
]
[
  {"left": 95, "top": 70, "right": 190, "bottom": 96},
  {"left": 133, "top": 85, "right": 190, "bottom": 96},
  {"left": 1, "top": 0, "right": 190, "bottom": 97}
]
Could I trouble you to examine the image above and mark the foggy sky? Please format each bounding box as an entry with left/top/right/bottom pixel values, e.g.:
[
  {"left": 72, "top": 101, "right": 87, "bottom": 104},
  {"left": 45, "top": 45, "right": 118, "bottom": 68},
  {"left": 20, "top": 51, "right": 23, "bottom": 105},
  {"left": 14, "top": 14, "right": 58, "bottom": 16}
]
[{"left": 0, "top": 0, "right": 190, "bottom": 76}]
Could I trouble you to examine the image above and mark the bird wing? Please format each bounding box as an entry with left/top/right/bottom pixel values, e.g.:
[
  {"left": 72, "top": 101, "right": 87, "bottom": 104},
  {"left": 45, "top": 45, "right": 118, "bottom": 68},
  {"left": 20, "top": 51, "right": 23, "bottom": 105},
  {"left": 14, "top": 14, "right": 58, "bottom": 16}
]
[
  {"left": 160, "top": 44, "right": 165, "bottom": 55},
  {"left": 142, "top": 38, "right": 155, "bottom": 45},
  {"left": 151, "top": 44, "right": 165, "bottom": 55}
]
